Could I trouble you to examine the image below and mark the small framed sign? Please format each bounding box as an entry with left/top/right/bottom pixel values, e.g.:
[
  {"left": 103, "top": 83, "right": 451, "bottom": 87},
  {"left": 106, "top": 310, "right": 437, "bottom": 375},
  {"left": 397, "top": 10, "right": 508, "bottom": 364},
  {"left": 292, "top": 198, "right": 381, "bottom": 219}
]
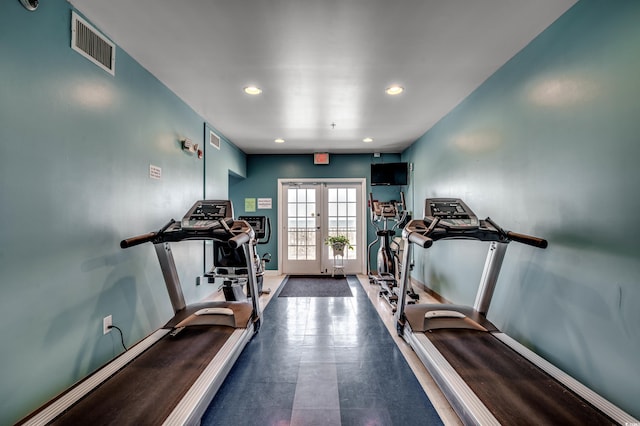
[{"left": 314, "top": 152, "right": 329, "bottom": 165}]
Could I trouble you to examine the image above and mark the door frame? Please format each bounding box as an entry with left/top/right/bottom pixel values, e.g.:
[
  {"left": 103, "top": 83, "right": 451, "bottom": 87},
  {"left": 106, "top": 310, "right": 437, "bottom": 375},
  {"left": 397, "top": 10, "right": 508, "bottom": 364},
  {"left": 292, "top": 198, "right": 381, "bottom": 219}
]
[{"left": 277, "top": 178, "right": 367, "bottom": 275}]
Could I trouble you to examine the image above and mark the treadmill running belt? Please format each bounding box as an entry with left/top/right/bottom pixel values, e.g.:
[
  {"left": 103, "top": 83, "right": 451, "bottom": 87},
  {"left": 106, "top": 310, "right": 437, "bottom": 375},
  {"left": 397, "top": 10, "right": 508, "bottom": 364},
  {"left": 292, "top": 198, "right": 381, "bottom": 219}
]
[
  {"left": 428, "top": 329, "right": 616, "bottom": 426},
  {"left": 50, "top": 326, "right": 235, "bottom": 425}
]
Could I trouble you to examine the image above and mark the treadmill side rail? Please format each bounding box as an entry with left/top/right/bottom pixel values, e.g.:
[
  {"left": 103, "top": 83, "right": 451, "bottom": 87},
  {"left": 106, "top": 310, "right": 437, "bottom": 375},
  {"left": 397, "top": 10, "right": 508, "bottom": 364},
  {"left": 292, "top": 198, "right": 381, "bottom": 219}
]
[
  {"left": 494, "top": 333, "right": 639, "bottom": 425},
  {"left": 21, "top": 329, "right": 170, "bottom": 426},
  {"left": 163, "top": 327, "right": 255, "bottom": 426}
]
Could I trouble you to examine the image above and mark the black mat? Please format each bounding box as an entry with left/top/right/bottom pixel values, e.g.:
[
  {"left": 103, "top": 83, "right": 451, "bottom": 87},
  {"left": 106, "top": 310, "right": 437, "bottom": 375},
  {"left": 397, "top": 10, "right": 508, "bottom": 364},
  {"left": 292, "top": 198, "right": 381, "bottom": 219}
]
[{"left": 278, "top": 275, "right": 353, "bottom": 297}]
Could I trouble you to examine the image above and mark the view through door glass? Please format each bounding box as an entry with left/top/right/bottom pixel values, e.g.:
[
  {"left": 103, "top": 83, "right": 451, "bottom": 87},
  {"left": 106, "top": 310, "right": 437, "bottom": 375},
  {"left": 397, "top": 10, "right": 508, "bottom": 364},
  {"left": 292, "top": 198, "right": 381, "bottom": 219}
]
[
  {"left": 282, "top": 181, "right": 363, "bottom": 275},
  {"left": 326, "top": 186, "right": 357, "bottom": 261},
  {"left": 284, "top": 185, "right": 320, "bottom": 274}
]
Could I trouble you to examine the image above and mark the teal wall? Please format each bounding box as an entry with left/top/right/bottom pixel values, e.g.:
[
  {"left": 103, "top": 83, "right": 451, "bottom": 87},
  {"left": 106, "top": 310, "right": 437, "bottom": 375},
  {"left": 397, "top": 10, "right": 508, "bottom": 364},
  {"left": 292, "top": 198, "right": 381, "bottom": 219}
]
[
  {"left": 205, "top": 122, "right": 247, "bottom": 200},
  {"left": 402, "top": 0, "right": 640, "bottom": 417},
  {"left": 229, "top": 154, "right": 404, "bottom": 271},
  {"left": 0, "top": 1, "right": 245, "bottom": 423},
  {"left": 3, "top": 0, "right": 639, "bottom": 422}
]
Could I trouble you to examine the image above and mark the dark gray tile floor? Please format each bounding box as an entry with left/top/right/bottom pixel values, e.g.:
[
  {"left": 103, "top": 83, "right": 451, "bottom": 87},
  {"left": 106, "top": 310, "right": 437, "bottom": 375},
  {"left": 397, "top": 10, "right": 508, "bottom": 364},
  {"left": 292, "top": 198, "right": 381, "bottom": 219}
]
[{"left": 202, "top": 276, "right": 442, "bottom": 425}]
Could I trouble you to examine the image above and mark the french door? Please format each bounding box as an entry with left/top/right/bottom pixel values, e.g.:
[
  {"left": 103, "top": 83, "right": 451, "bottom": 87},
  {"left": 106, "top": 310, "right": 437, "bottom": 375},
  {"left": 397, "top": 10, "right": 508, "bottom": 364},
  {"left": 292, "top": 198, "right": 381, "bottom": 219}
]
[{"left": 279, "top": 179, "right": 366, "bottom": 275}]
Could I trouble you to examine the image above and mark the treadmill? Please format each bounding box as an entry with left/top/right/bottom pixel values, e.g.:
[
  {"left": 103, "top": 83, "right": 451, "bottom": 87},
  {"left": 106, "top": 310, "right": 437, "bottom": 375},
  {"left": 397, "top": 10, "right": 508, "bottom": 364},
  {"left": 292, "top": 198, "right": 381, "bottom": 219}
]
[
  {"left": 19, "top": 200, "right": 261, "bottom": 426},
  {"left": 396, "top": 198, "right": 638, "bottom": 426}
]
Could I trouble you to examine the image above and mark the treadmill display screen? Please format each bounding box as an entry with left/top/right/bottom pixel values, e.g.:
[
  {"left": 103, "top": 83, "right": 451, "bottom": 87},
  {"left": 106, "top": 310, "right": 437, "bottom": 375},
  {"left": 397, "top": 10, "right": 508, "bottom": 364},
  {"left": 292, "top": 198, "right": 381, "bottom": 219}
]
[
  {"left": 182, "top": 200, "right": 233, "bottom": 229},
  {"left": 431, "top": 203, "right": 463, "bottom": 216},
  {"left": 196, "top": 204, "right": 226, "bottom": 218},
  {"left": 425, "top": 198, "right": 479, "bottom": 230}
]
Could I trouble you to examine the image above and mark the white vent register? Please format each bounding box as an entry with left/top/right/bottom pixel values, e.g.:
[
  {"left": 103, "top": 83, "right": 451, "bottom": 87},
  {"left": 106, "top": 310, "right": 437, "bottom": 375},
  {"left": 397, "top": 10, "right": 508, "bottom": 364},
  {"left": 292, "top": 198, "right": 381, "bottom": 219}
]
[
  {"left": 71, "top": 11, "right": 115, "bottom": 75},
  {"left": 209, "top": 130, "right": 221, "bottom": 150}
]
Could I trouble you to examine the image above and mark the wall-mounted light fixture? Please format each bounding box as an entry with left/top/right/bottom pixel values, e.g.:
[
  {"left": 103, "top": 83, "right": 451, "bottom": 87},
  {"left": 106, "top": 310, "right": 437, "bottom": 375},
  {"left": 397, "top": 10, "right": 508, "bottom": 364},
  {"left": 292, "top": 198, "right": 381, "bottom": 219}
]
[
  {"left": 19, "top": 0, "right": 39, "bottom": 11},
  {"left": 181, "top": 138, "right": 202, "bottom": 159}
]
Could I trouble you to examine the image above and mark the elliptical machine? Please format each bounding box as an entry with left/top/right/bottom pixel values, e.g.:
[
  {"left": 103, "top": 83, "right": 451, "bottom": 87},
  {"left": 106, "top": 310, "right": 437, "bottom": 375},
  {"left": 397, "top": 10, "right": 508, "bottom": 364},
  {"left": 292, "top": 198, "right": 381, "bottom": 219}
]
[
  {"left": 367, "top": 192, "right": 418, "bottom": 310},
  {"left": 205, "top": 215, "right": 272, "bottom": 301}
]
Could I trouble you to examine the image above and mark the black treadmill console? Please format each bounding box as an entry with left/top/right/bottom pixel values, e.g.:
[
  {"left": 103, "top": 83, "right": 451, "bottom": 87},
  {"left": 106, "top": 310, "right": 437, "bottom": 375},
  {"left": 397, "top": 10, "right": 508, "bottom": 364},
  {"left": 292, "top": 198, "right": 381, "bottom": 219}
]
[
  {"left": 238, "top": 216, "right": 267, "bottom": 239},
  {"left": 181, "top": 200, "right": 233, "bottom": 230},
  {"left": 424, "top": 198, "right": 479, "bottom": 230}
]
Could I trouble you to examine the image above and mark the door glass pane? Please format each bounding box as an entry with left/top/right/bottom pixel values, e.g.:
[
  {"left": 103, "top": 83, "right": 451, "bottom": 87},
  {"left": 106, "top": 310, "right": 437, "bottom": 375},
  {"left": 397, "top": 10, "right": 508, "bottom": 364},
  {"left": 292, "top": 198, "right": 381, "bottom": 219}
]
[
  {"left": 327, "top": 187, "right": 358, "bottom": 260},
  {"left": 287, "top": 187, "right": 317, "bottom": 260}
]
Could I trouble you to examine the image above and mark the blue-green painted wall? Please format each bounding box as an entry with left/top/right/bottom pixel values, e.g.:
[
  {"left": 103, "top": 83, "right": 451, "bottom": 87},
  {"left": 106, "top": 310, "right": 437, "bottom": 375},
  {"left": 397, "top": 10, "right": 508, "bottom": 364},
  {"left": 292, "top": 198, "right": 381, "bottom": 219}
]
[
  {"left": 0, "top": 1, "right": 245, "bottom": 423},
  {"left": 205, "top": 122, "right": 247, "bottom": 200},
  {"left": 402, "top": 0, "right": 640, "bottom": 416},
  {"left": 3, "top": 0, "right": 639, "bottom": 422},
  {"left": 229, "top": 154, "right": 404, "bottom": 271}
]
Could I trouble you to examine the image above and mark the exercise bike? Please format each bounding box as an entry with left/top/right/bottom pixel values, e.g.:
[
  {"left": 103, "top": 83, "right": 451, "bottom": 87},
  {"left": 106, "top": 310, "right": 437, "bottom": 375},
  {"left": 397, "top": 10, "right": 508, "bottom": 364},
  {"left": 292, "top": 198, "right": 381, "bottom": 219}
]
[
  {"left": 205, "top": 215, "right": 272, "bottom": 301},
  {"left": 367, "top": 192, "right": 418, "bottom": 310}
]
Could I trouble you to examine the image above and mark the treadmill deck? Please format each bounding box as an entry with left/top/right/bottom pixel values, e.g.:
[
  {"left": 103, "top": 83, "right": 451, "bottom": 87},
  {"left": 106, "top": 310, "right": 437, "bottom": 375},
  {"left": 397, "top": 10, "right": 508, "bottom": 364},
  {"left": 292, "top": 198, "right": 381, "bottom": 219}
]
[
  {"left": 46, "top": 325, "right": 236, "bottom": 425},
  {"left": 426, "top": 328, "right": 616, "bottom": 425}
]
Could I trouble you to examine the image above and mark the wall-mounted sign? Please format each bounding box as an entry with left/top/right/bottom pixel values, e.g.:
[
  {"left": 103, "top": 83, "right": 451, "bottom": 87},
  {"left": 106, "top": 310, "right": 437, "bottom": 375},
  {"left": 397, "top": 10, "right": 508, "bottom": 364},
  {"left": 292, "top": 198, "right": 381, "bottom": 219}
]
[
  {"left": 257, "top": 198, "right": 272, "bottom": 209},
  {"left": 149, "top": 164, "right": 162, "bottom": 180},
  {"left": 245, "top": 198, "right": 256, "bottom": 212}
]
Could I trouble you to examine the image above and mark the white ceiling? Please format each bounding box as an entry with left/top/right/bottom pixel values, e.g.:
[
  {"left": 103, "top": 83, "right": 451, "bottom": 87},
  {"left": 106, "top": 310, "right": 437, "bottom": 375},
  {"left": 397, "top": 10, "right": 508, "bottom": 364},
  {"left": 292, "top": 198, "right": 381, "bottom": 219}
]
[{"left": 69, "top": 0, "right": 577, "bottom": 154}]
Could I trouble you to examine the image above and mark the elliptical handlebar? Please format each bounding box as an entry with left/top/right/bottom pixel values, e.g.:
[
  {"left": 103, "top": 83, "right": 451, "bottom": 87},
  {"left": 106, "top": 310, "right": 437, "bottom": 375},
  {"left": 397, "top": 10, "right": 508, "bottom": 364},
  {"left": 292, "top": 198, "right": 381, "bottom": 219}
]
[
  {"left": 368, "top": 192, "right": 377, "bottom": 227},
  {"left": 393, "top": 209, "right": 408, "bottom": 231},
  {"left": 369, "top": 191, "right": 407, "bottom": 229},
  {"left": 261, "top": 217, "right": 272, "bottom": 245}
]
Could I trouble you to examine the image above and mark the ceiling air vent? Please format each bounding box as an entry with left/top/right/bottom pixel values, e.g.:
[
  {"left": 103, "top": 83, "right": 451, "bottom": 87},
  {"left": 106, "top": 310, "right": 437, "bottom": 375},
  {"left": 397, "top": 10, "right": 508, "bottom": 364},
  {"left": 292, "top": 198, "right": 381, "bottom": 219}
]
[{"left": 71, "top": 11, "right": 115, "bottom": 75}]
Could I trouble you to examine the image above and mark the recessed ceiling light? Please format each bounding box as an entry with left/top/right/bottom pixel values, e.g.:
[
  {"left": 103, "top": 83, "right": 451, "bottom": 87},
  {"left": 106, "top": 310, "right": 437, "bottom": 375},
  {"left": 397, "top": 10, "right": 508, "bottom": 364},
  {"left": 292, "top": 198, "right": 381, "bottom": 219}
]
[
  {"left": 274, "top": 138, "right": 285, "bottom": 144},
  {"left": 363, "top": 137, "right": 374, "bottom": 143},
  {"left": 244, "top": 86, "right": 262, "bottom": 95},
  {"left": 385, "top": 85, "right": 404, "bottom": 95}
]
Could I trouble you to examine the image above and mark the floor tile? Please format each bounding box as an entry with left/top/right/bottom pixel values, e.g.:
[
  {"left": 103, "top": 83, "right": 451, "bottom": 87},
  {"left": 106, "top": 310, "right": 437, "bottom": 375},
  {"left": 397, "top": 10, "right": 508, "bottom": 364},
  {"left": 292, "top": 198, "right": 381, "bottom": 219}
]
[
  {"left": 291, "top": 408, "right": 341, "bottom": 426},
  {"left": 201, "top": 274, "right": 445, "bottom": 425}
]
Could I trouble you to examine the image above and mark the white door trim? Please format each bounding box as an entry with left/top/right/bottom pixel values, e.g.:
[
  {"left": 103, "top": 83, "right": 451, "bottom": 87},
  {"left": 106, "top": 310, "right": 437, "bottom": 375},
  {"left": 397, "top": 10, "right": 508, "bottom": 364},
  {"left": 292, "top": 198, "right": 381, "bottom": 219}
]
[{"left": 277, "top": 178, "right": 367, "bottom": 275}]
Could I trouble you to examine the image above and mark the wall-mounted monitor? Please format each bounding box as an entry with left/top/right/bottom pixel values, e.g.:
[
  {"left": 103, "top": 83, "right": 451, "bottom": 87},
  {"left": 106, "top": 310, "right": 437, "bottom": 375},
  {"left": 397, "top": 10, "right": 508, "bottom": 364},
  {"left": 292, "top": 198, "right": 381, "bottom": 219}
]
[{"left": 370, "top": 162, "right": 408, "bottom": 186}]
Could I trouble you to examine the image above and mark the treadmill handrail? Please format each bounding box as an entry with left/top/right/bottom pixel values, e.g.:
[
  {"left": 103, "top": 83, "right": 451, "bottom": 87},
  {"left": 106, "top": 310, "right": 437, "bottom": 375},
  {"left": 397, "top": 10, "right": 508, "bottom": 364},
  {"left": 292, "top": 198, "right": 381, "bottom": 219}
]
[
  {"left": 120, "top": 219, "right": 176, "bottom": 248},
  {"left": 406, "top": 231, "right": 433, "bottom": 248},
  {"left": 506, "top": 230, "right": 548, "bottom": 248},
  {"left": 228, "top": 232, "right": 250, "bottom": 249},
  {"left": 402, "top": 217, "right": 547, "bottom": 248},
  {"left": 120, "top": 218, "right": 254, "bottom": 247}
]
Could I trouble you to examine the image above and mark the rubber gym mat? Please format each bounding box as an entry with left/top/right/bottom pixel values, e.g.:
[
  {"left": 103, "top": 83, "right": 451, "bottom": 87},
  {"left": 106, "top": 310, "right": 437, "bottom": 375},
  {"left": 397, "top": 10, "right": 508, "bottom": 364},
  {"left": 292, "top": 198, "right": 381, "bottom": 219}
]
[{"left": 277, "top": 275, "right": 353, "bottom": 297}]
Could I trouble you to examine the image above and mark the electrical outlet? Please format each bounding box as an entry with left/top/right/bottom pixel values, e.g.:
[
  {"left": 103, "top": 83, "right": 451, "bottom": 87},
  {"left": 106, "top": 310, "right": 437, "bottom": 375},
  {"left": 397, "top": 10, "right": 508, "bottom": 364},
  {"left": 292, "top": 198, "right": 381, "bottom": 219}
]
[{"left": 103, "top": 315, "right": 112, "bottom": 335}]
